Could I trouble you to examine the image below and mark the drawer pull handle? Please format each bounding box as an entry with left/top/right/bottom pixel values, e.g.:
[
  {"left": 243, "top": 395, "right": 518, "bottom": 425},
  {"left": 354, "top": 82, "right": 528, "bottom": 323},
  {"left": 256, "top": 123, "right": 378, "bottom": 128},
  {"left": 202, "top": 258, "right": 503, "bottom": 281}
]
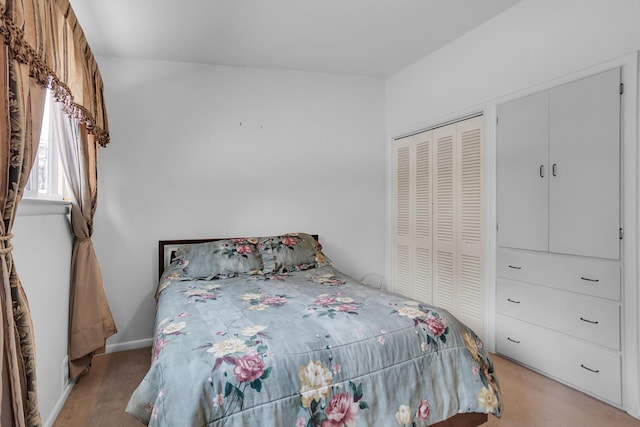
[
  {"left": 580, "top": 317, "right": 599, "bottom": 325},
  {"left": 507, "top": 337, "right": 520, "bottom": 344},
  {"left": 507, "top": 298, "right": 521, "bottom": 304},
  {"left": 580, "top": 364, "right": 600, "bottom": 374},
  {"left": 580, "top": 277, "right": 599, "bottom": 283},
  {"left": 508, "top": 265, "right": 522, "bottom": 270}
]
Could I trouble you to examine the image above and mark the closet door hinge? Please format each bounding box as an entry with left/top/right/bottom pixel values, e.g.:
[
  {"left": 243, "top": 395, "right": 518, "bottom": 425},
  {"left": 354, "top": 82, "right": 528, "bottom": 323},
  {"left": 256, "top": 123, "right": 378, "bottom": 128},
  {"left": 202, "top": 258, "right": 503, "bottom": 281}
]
[
  {"left": 620, "top": 83, "right": 624, "bottom": 95},
  {"left": 620, "top": 228, "right": 624, "bottom": 240}
]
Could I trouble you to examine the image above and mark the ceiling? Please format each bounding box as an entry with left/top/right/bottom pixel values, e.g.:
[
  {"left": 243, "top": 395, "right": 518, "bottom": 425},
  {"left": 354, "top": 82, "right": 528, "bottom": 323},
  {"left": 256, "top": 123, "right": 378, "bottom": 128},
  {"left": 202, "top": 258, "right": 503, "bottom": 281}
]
[{"left": 69, "top": 0, "right": 521, "bottom": 78}]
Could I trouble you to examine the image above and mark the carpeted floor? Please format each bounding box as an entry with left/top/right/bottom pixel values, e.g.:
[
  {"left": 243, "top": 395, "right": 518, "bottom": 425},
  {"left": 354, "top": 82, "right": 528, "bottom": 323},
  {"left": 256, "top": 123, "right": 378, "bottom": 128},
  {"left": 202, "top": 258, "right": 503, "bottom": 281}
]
[
  {"left": 484, "top": 355, "right": 640, "bottom": 427},
  {"left": 53, "top": 347, "right": 151, "bottom": 427},
  {"left": 52, "top": 348, "right": 640, "bottom": 426}
]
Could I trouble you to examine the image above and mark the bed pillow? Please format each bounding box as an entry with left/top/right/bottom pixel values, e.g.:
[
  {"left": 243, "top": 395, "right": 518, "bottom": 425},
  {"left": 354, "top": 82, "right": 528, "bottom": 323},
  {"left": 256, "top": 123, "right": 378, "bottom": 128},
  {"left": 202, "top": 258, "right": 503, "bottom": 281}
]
[
  {"left": 260, "top": 233, "right": 331, "bottom": 273},
  {"left": 175, "top": 238, "right": 263, "bottom": 278}
]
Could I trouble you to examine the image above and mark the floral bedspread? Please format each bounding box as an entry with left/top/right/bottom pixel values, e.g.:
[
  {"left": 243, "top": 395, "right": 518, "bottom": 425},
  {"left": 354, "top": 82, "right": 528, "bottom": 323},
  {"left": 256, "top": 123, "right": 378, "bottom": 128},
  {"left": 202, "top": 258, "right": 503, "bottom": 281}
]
[{"left": 126, "top": 265, "right": 502, "bottom": 426}]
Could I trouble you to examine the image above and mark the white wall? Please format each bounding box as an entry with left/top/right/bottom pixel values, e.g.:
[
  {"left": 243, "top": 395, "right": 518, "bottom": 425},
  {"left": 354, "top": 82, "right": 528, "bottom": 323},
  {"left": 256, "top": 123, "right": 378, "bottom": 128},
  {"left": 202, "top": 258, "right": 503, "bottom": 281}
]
[
  {"left": 386, "top": 0, "right": 640, "bottom": 134},
  {"left": 13, "top": 200, "right": 74, "bottom": 426},
  {"left": 92, "top": 58, "right": 386, "bottom": 347},
  {"left": 385, "top": 0, "right": 640, "bottom": 417}
]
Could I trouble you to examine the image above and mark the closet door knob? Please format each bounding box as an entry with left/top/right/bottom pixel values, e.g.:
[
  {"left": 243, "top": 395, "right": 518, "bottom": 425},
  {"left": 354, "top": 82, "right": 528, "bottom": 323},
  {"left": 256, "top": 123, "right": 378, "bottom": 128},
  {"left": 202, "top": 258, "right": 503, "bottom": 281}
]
[
  {"left": 552, "top": 163, "right": 558, "bottom": 176},
  {"left": 539, "top": 165, "right": 544, "bottom": 178}
]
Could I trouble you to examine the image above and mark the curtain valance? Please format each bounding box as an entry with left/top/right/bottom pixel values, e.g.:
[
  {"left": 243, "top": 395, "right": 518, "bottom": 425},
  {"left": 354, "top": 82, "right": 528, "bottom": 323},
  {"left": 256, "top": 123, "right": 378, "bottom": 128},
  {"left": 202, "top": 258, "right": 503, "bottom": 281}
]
[{"left": 0, "top": 0, "right": 109, "bottom": 146}]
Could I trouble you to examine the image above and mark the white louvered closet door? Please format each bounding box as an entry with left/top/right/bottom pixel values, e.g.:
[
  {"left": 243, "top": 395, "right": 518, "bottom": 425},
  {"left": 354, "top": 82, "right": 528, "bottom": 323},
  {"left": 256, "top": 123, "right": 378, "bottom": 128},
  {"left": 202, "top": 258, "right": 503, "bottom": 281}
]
[
  {"left": 393, "top": 131, "right": 433, "bottom": 301},
  {"left": 414, "top": 135, "right": 433, "bottom": 303},
  {"left": 433, "top": 124, "right": 456, "bottom": 313},
  {"left": 394, "top": 140, "right": 412, "bottom": 297},
  {"left": 455, "top": 116, "right": 483, "bottom": 334},
  {"left": 393, "top": 115, "right": 483, "bottom": 336}
]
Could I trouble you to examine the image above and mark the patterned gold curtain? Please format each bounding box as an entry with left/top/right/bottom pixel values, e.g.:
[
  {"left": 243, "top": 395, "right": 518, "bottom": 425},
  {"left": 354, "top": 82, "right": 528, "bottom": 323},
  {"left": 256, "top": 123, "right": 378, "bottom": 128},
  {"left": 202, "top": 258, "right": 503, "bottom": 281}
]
[
  {"left": 0, "top": 43, "right": 46, "bottom": 427},
  {"left": 0, "top": 0, "right": 112, "bottom": 424}
]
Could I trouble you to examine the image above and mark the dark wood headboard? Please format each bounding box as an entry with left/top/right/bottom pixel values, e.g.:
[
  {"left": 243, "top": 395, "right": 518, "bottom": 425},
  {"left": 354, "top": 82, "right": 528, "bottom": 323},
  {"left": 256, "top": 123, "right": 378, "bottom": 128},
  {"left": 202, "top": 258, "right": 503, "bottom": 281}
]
[{"left": 158, "top": 235, "right": 319, "bottom": 278}]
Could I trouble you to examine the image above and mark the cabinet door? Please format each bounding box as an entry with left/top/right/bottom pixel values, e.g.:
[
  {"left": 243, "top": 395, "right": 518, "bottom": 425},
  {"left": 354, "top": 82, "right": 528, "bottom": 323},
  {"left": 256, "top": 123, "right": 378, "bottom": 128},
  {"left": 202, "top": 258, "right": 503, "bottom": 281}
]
[
  {"left": 549, "top": 68, "right": 621, "bottom": 259},
  {"left": 497, "top": 91, "right": 549, "bottom": 251}
]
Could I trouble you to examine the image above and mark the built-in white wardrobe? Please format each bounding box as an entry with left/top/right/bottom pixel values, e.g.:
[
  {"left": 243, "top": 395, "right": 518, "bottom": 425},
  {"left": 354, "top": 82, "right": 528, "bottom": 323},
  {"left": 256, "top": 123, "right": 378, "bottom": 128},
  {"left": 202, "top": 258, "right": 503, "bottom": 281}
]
[
  {"left": 496, "top": 68, "right": 623, "bottom": 406},
  {"left": 393, "top": 115, "right": 483, "bottom": 335}
]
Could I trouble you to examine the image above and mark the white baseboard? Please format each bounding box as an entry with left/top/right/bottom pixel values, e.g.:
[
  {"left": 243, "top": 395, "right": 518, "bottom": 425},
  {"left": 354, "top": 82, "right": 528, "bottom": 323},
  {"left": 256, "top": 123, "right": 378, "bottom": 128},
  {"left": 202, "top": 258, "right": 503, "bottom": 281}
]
[
  {"left": 105, "top": 337, "right": 153, "bottom": 354},
  {"left": 44, "top": 376, "right": 77, "bottom": 427}
]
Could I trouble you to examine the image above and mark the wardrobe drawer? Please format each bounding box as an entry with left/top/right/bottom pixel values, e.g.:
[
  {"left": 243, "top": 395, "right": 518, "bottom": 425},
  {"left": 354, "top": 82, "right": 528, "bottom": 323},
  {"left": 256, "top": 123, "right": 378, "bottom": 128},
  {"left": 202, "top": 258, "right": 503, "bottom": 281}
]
[
  {"left": 497, "top": 278, "right": 620, "bottom": 350},
  {"left": 496, "top": 314, "right": 622, "bottom": 405},
  {"left": 497, "top": 248, "right": 620, "bottom": 300}
]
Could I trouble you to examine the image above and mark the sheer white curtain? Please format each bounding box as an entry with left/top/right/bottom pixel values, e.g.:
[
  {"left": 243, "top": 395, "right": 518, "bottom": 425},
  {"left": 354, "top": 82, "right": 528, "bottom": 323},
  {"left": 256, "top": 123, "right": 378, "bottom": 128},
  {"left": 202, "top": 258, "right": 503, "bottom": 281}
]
[{"left": 48, "top": 93, "right": 116, "bottom": 379}]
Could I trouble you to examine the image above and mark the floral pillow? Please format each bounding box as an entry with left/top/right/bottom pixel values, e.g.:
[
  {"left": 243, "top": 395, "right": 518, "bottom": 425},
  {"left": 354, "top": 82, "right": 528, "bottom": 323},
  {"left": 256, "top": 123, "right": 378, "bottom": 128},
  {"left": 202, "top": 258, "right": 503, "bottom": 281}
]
[
  {"left": 260, "top": 233, "right": 331, "bottom": 273},
  {"left": 175, "top": 238, "right": 263, "bottom": 279}
]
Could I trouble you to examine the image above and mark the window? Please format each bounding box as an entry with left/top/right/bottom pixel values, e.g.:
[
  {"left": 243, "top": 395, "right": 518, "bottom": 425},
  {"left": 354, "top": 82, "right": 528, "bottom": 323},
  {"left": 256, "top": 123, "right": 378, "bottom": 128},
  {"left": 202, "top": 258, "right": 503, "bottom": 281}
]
[{"left": 25, "top": 90, "right": 65, "bottom": 199}]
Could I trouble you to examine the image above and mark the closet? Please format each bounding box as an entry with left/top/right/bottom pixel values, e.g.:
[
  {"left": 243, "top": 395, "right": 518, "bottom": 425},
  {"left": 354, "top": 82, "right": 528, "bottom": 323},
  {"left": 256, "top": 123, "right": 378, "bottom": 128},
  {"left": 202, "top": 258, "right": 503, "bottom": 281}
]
[
  {"left": 497, "top": 69, "right": 620, "bottom": 259},
  {"left": 393, "top": 115, "right": 483, "bottom": 335},
  {"left": 496, "top": 68, "right": 623, "bottom": 405}
]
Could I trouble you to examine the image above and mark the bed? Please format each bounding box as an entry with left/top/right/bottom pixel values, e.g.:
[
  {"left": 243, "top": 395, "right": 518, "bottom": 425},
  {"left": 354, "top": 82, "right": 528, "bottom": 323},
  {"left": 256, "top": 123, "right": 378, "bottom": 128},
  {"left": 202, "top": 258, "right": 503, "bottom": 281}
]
[{"left": 126, "top": 233, "right": 502, "bottom": 426}]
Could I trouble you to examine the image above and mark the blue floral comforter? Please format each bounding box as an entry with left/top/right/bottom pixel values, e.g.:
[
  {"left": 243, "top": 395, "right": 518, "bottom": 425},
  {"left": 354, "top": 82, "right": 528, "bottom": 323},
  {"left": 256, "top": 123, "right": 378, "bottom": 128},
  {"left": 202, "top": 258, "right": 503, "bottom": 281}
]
[{"left": 126, "top": 265, "right": 502, "bottom": 426}]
